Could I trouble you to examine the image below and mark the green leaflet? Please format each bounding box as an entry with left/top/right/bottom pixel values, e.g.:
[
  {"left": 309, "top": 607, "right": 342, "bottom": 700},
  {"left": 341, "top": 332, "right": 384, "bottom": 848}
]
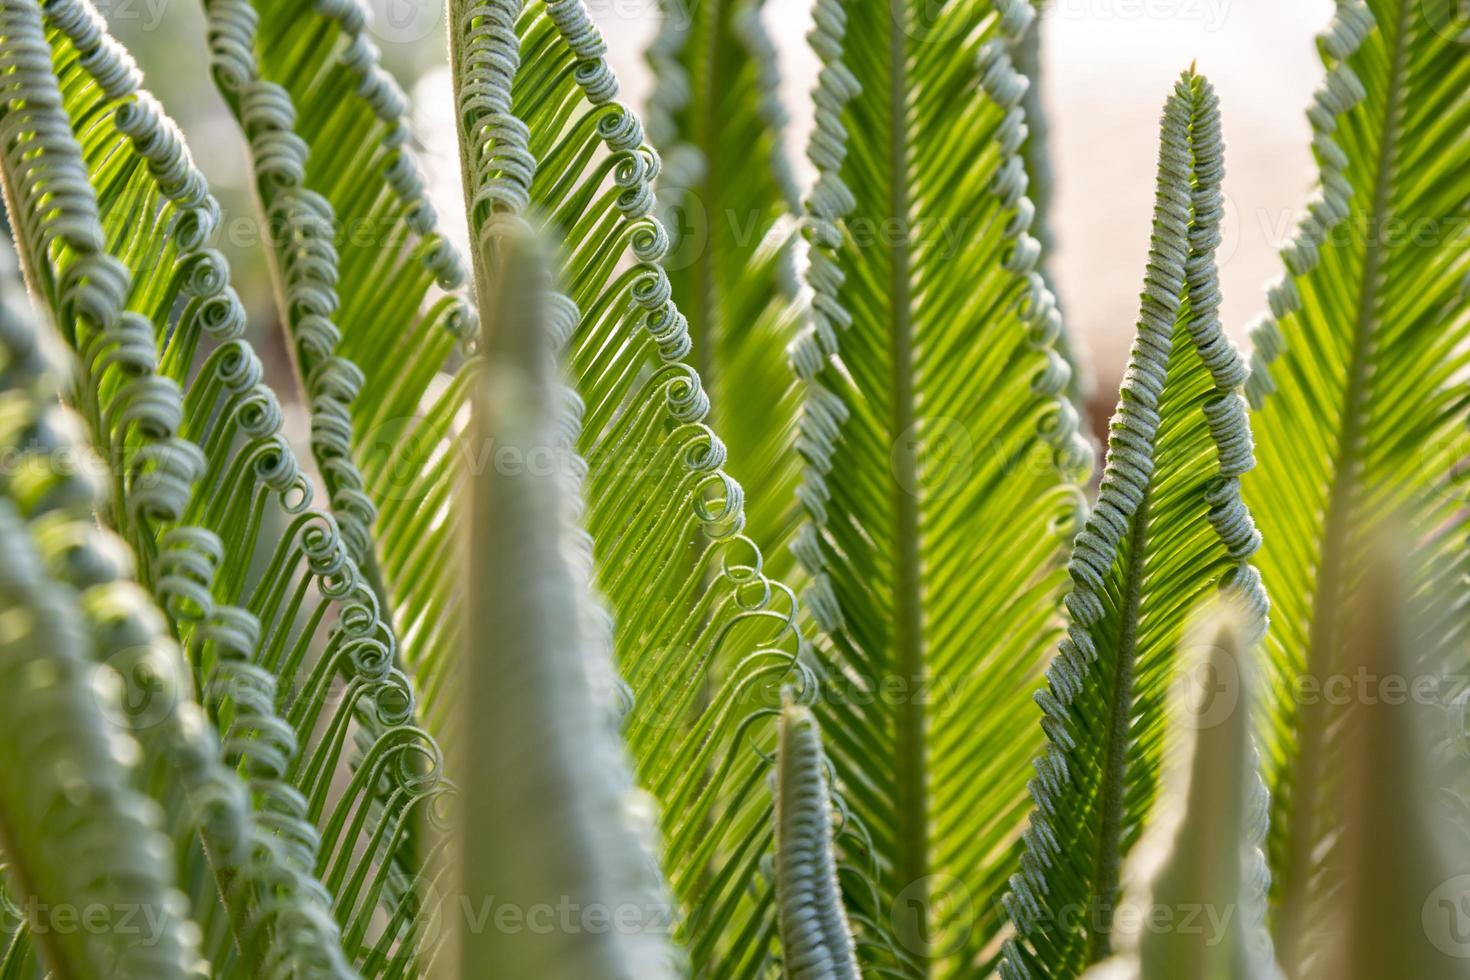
[
  {"left": 1012, "top": 10, "right": 1092, "bottom": 415},
  {"left": 0, "top": 0, "right": 450, "bottom": 971},
  {"left": 450, "top": 225, "right": 678, "bottom": 979},
  {"left": 645, "top": 0, "right": 806, "bottom": 583},
  {"left": 1078, "top": 606, "right": 1278, "bottom": 980},
  {"left": 787, "top": 0, "right": 1089, "bottom": 971},
  {"left": 774, "top": 699, "right": 860, "bottom": 980},
  {"left": 1237, "top": 2, "right": 1470, "bottom": 969},
  {"left": 1000, "top": 69, "right": 1267, "bottom": 979}
]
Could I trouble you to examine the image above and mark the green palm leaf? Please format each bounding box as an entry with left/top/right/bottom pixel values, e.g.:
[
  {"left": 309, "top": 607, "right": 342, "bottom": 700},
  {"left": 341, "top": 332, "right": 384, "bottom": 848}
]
[
  {"left": 200, "top": 0, "right": 475, "bottom": 720},
  {"left": 645, "top": 0, "right": 805, "bottom": 578},
  {"left": 1078, "top": 606, "right": 1279, "bottom": 980},
  {"left": 786, "top": 0, "right": 1090, "bottom": 971},
  {"left": 206, "top": 0, "right": 844, "bottom": 970},
  {"left": 452, "top": 5, "right": 821, "bottom": 970},
  {"left": 1000, "top": 69, "right": 1267, "bottom": 979},
  {"left": 0, "top": 1, "right": 450, "bottom": 970},
  {"left": 450, "top": 224, "right": 678, "bottom": 979},
  {"left": 0, "top": 239, "right": 353, "bottom": 975},
  {"left": 1236, "top": 2, "right": 1470, "bottom": 969}
]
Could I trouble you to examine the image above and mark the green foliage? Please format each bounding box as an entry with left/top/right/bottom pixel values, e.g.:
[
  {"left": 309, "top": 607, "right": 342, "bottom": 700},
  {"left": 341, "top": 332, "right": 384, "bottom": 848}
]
[
  {"left": 1001, "top": 68, "right": 1265, "bottom": 980},
  {"left": 787, "top": 0, "right": 1090, "bottom": 970},
  {"left": 0, "top": 0, "right": 1466, "bottom": 977},
  {"left": 1239, "top": 2, "right": 1470, "bottom": 970}
]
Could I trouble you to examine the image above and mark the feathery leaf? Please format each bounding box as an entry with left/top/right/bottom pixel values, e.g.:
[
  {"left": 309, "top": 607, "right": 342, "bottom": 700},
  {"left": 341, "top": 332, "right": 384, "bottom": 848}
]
[
  {"left": 1001, "top": 68, "right": 1267, "bottom": 980},
  {"left": 1237, "top": 3, "right": 1470, "bottom": 968},
  {"left": 786, "top": 0, "right": 1090, "bottom": 970}
]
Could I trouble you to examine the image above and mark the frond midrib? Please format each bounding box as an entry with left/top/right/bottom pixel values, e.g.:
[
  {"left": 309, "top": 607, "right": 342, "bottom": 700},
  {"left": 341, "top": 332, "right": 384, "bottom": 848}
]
[
  {"left": 1273, "top": 0, "right": 1412, "bottom": 967},
  {"left": 1084, "top": 487, "right": 1153, "bottom": 964},
  {"left": 884, "top": 0, "right": 930, "bottom": 961}
]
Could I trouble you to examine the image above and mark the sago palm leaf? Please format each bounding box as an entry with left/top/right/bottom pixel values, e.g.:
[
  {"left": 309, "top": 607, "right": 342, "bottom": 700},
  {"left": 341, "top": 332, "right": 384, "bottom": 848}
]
[
  {"left": 454, "top": 5, "right": 821, "bottom": 970},
  {"left": 449, "top": 225, "right": 678, "bottom": 979},
  {"left": 0, "top": 250, "right": 204, "bottom": 980},
  {"left": 0, "top": 2, "right": 450, "bottom": 971},
  {"left": 1295, "top": 554, "right": 1470, "bottom": 980},
  {"left": 786, "top": 0, "right": 1090, "bottom": 971},
  {"left": 1237, "top": 1, "right": 1470, "bottom": 970},
  {"left": 1078, "top": 605, "right": 1278, "bottom": 980},
  {"left": 0, "top": 243, "right": 352, "bottom": 976},
  {"left": 207, "top": 0, "right": 838, "bottom": 971},
  {"left": 200, "top": 0, "right": 476, "bottom": 725},
  {"left": 645, "top": 0, "right": 805, "bottom": 579},
  {"left": 999, "top": 69, "right": 1267, "bottom": 979}
]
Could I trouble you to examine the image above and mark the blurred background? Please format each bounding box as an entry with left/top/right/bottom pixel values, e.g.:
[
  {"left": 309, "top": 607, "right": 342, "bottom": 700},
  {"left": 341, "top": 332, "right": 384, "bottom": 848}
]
[{"left": 101, "top": 0, "right": 1336, "bottom": 426}]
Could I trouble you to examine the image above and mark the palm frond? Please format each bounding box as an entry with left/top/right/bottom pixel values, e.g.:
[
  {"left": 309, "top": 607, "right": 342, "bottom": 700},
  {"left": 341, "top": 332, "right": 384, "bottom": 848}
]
[
  {"left": 448, "top": 3, "right": 827, "bottom": 970},
  {"left": 0, "top": 1, "right": 451, "bottom": 970},
  {"left": 1078, "top": 605, "right": 1278, "bottom": 980},
  {"left": 645, "top": 0, "right": 805, "bottom": 579},
  {"left": 1296, "top": 554, "right": 1470, "bottom": 979},
  {"left": 774, "top": 698, "right": 860, "bottom": 980},
  {"left": 1237, "top": 2, "right": 1470, "bottom": 969},
  {"left": 0, "top": 235, "right": 360, "bottom": 977},
  {"left": 1000, "top": 69, "right": 1267, "bottom": 979},
  {"left": 0, "top": 248, "right": 204, "bottom": 980},
  {"left": 200, "top": 0, "right": 476, "bottom": 717},
  {"left": 449, "top": 224, "right": 678, "bottom": 979},
  {"left": 785, "top": 0, "right": 1090, "bottom": 971}
]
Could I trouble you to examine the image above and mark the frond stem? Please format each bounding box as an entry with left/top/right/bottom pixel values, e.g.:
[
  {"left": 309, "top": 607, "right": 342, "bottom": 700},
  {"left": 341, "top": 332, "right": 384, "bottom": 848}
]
[
  {"left": 1084, "top": 487, "right": 1152, "bottom": 963},
  {"left": 885, "top": 0, "right": 929, "bottom": 965}
]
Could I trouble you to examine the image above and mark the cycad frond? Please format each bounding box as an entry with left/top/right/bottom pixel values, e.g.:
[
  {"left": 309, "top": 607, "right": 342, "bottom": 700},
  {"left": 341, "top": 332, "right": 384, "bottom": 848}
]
[
  {"left": 1001, "top": 69, "right": 1267, "bottom": 979},
  {"left": 449, "top": 4, "right": 820, "bottom": 970},
  {"left": 786, "top": 0, "right": 1090, "bottom": 971},
  {"left": 450, "top": 225, "right": 678, "bottom": 979},
  {"left": 0, "top": 1, "right": 449, "bottom": 970},
  {"left": 645, "top": 0, "right": 805, "bottom": 579},
  {"left": 200, "top": 0, "right": 476, "bottom": 720},
  {"left": 1237, "top": 2, "right": 1470, "bottom": 968},
  {"left": 0, "top": 240, "right": 354, "bottom": 975},
  {"left": 774, "top": 698, "right": 860, "bottom": 980},
  {"left": 1079, "top": 606, "right": 1279, "bottom": 980}
]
